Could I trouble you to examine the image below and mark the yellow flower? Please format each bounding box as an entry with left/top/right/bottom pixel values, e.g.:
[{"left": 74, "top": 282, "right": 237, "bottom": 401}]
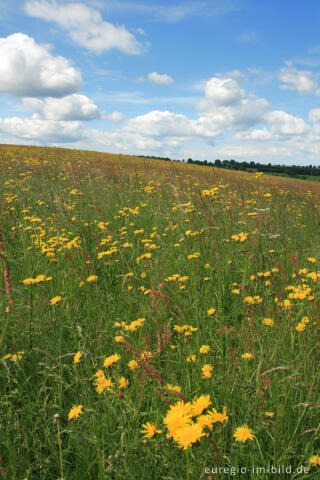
[
  {"left": 234, "top": 425, "right": 255, "bottom": 443},
  {"left": 115, "top": 335, "right": 124, "bottom": 343},
  {"left": 196, "top": 414, "right": 215, "bottom": 430},
  {"left": 307, "top": 257, "right": 317, "bottom": 263},
  {"left": 94, "top": 370, "right": 113, "bottom": 394},
  {"left": 207, "top": 308, "right": 216, "bottom": 316},
  {"left": 140, "top": 351, "right": 152, "bottom": 361},
  {"left": 187, "top": 252, "right": 200, "bottom": 259},
  {"left": 208, "top": 407, "right": 228, "bottom": 423},
  {"left": 201, "top": 364, "right": 213, "bottom": 379},
  {"left": 73, "top": 351, "right": 82, "bottom": 364},
  {"left": 173, "top": 423, "right": 205, "bottom": 450},
  {"left": 136, "top": 252, "right": 151, "bottom": 263},
  {"left": 87, "top": 275, "right": 98, "bottom": 282},
  {"left": 34, "top": 274, "right": 45, "bottom": 282},
  {"left": 128, "top": 359, "right": 138, "bottom": 370},
  {"left": 50, "top": 296, "right": 62, "bottom": 305},
  {"left": 68, "top": 405, "right": 83, "bottom": 421},
  {"left": 163, "top": 401, "right": 193, "bottom": 437},
  {"left": 199, "top": 345, "right": 211, "bottom": 354},
  {"left": 241, "top": 353, "right": 253, "bottom": 360},
  {"left": 166, "top": 384, "right": 181, "bottom": 393},
  {"left": 265, "top": 411, "right": 274, "bottom": 417},
  {"left": 23, "top": 277, "right": 36, "bottom": 285},
  {"left": 263, "top": 318, "right": 274, "bottom": 327},
  {"left": 244, "top": 295, "right": 262, "bottom": 304},
  {"left": 191, "top": 395, "right": 211, "bottom": 416},
  {"left": 118, "top": 377, "right": 128, "bottom": 389},
  {"left": 309, "top": 455, "right": 320, "bottom": 466},
  {"left": 186, "top": 355, "right": 197, "bottom": 363},
  {"left": 103, "top": 354, "right": 121, "bottom": 367},
  {"left": 296, "top": 322, "right": 306, "bottom": 332},
  {"left": 140, "top": 422, "right": 162, "bottom": 438}
]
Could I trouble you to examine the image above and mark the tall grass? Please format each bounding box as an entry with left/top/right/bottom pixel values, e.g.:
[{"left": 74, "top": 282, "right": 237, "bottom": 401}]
[{"left": 0, "top": 144, "right": 319, "bottom": 479}]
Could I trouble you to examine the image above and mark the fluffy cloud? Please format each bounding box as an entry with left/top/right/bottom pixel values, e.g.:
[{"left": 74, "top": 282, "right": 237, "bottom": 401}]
[
  {"left": 106, "top": 111, "right": 126, "bottom": 123},
  {"left": 147, "top": 72, "right": 173, "bottom": 85},
  {"left": 136, "top": 72, "right": 174, "bottom": 84},
  {"left": 198, "top": 76, "right": 268, "bottom": 131},
  {"left": 24, "top": 0, "right": 143, "bottom": 54},
  {"left": 0, "top": 116, "right": 85, "bottom": 143},
  {"left": 235, "top": 128, "right": 273, "bottom": 140},
  {"left": 22, "top": 94, "right": 102, "bottom": 121},
  {"left": 265, "top": 110, "right": 310, "bottom": 135},
  {"left": 125, "top": 110, "right": 220, "bottom": 139},
  {"left": 0, "top": 68, "right": 317, "bottom": 164},
  {"left": 279, "top": 64, "right": 319, "bottom": 95},
  {"left": 0, "top": 33, "right": 82, "bottom": 97},
  {"left": 309, "top": 108, "right": 320, "bottom": 123},
  {"left": 204, "top": 77, "right": 245, "bottom": 106},
  {"left": 225, "top": 69, "right": 246, "bottom": 78},
  {"left": 125, "top": 110, "right": 197, "bottom": 138}
]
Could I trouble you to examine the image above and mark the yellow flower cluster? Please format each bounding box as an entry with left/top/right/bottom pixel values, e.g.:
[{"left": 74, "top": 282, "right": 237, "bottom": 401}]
[
  {"left": 115, "top": 318, "right": 145, "bottom": 333},
  {"left": 23, "top": 274, "right": 52, "bottom": 285},
  {"left": 174, "top": 324, "right": 198, "bottom": 338},
  {"left": 3, "top": 351, "right": 25, "bottom": 361},
  {"left": 244, "top": 296, "right": 262, "bottom": 305},
  {"left": 231, "top": 232, "right": 248, "bottom": 243},
  {"left": 163, "top": 395, "right": 227, "bottom": 450}
]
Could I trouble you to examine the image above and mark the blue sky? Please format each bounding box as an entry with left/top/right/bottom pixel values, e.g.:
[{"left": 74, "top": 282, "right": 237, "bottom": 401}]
[{"left": 0, "top": 0, "right": 320, "bottom": 164}]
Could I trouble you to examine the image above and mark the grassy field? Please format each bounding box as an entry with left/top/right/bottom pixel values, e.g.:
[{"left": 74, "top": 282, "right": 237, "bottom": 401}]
[
  {"left": 264, "top": 171, "right": 320, "bottom": 183},
  {"left": 0, "top": 144, "right": 320, "bottom": 480}
]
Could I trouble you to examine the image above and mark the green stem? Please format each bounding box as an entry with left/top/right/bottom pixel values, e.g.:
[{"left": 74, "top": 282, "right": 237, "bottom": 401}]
[
  {"left": 186, "top": 449, "right": 190, "bottom": 480},
  {"left": 57, "top": 420, "right": 64, "bottom": 480},
  {"left": 29, "top": 286, "right": 33, "bottom": 349}
]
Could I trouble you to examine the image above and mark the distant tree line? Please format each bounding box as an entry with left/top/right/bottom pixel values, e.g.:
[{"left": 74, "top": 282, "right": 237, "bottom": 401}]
[{"left": 134, "top": 154, "right": 320, "bottom": 177}]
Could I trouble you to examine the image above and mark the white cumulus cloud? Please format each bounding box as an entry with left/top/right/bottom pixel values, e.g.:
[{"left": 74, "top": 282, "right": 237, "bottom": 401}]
[
  {"left": 279, "top": 64, "right": 318, "bottom": 94},
  {"left": 22, "top": 94, "right": 102, "bottom": 121},
  {"left": 225, "top": 69, "right": 246, "bottom": 78},
  {"left": 106, "top": 111, "right": 126, "bottom": 123},
  {"left": 125, "top": 110, "right": 220, "bottom": 139},
  {"left": 0, "top": 33, "right": 82, "bottom": 98},
  {"left": 198, "top": 76, "right": 268, "bottom": 131},
  {"left": 265, "top": 110, "right": 310, "bottom": 135},
  {"left": 136, "top": 72, "right": 174, "bottom": 84},
  {"left": 203, "top": 77, "right": 245, "bottom": 106},
  {"left": 0, "top": 116, "right": 85, "bottom": 143},
  {"left": 235, "top": 128, "right": 273, "bottom": 140},
  {"left": 24, "top": 0, "right": 143, "bottom": 54},
  {"left": 147, "top": 72, "right": 173, "bottom": 84},
  {"left": 308, "top": 108, "right": 320, "bottom": 123}
]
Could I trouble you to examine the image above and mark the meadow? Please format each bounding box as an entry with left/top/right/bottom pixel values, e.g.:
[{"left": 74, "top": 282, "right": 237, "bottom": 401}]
[{"left": 0, "top": 143, "right": 319, "bottom": 480}]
